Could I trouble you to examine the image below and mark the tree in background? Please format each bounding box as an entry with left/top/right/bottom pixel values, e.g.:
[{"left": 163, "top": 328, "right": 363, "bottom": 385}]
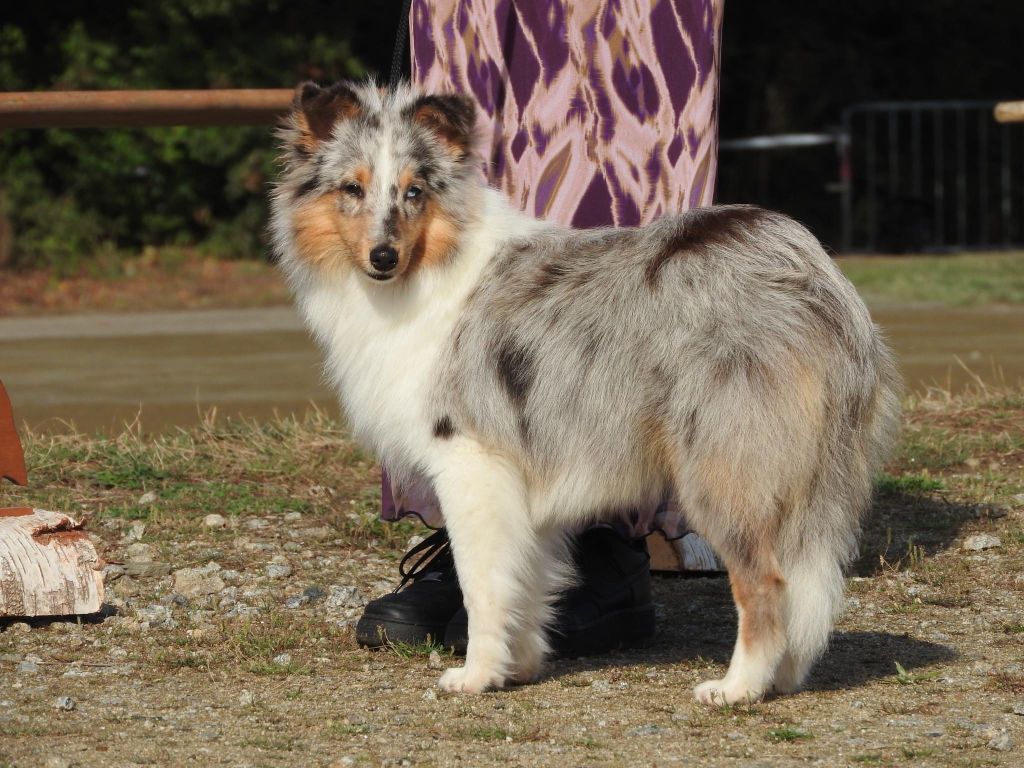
[{"left": 0, "top": 0, "right": 403, "bottom": 271}]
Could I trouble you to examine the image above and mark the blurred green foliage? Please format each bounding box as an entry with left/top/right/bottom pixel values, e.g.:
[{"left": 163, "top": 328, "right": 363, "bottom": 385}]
[{"left": 0, "top": 1, "right": 391, "bottom": 272}]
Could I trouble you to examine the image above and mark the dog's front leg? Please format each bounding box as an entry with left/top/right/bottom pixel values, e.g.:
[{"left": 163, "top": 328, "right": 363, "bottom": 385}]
[{"left": 429, "top": 436, "right": 533, "bottom": 693}]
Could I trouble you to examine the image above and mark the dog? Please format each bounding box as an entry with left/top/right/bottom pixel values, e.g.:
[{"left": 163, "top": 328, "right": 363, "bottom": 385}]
[{"left": 269, "top": 80, "right": 901, "bottom": 704}]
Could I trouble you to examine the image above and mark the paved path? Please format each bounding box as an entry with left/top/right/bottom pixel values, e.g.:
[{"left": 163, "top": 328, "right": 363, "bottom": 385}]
[{"left": 0, "top": 308, "right": 333, "bottom": 433}]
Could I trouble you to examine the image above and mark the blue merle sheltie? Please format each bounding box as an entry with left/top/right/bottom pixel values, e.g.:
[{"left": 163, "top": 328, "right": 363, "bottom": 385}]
[{"left": 269, "top": 80, "right": 901, "bottom": 703}]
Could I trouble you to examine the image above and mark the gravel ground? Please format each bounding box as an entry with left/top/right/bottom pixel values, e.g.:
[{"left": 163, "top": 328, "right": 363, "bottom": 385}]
[{"left": 1, "top": 390, "right": 1022, "bottom": 767}]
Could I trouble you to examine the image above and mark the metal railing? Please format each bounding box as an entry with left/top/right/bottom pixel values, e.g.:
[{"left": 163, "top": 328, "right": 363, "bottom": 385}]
[{"left": 840, "top": 100, "right": 1024, "bottom": 253}]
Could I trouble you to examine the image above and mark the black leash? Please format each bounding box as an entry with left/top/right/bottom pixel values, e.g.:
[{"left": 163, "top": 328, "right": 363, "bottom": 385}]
[{"left": 389, "top": 0, "right": 414, "bottom": 88}]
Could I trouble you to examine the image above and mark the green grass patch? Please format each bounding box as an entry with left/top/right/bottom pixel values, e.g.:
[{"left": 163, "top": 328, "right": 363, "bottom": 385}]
[
  {"left": 837, "top": 252, "right": 1024, "bottom": 307},
  {"left": 888, "top": 661, "right": 942, "bottom": 686},
  {"left": 876, "top": 473, "right": 945, "bottom": 495},
  {"left": 386, "top": 638, "right": 453, "bottom": 660},
  {"left": 766, "top": 726, "right": 811, "bottom": 743}
]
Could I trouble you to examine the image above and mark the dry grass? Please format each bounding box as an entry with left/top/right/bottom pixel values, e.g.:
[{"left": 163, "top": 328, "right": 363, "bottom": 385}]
[{"left": 1, "top": 386, "right": 1023, "bottom": 767}]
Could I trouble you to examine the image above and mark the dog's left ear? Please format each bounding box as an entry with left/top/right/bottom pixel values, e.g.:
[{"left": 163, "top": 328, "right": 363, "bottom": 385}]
[{"left": 409, "top": 94, "right": 477, "bottom": 160}]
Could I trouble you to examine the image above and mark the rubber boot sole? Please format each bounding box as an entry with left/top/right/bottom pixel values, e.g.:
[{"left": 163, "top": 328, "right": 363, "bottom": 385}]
[{"left": 355, "top": 614, "right": 450, "bottom": 649}]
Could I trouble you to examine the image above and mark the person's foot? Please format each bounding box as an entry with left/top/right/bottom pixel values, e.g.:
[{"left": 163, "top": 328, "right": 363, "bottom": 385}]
[
  {"left": 355, "top": 529, "right": 462, "bottom": 648},
  {"left": 443, "top": 527, "right": 656, "bottom": 657}
]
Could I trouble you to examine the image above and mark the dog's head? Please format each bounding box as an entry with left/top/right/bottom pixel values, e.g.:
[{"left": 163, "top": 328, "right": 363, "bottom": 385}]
[{"left": 270, "top": 80, "right": 479, "bottom": 283}]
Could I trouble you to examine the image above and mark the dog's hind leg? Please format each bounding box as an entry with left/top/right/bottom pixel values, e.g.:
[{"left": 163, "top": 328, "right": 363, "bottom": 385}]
[
  {"left": 691, "top": 536, "right": 788, "bottom": 706},
  {"left": 427, "top": 436, "right": 538, "bottom": 693},
  {"left": 772, "top": 546, "right": 845, "bottom": 694}
]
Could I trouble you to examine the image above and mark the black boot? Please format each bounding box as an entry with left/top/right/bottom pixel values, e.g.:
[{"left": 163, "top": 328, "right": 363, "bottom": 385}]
[
  {"left": 355, "top": 529, "right": 462, "bottom": 648},
  {"left": 443, "top": 527, "right": 656, "bottom": 656}
]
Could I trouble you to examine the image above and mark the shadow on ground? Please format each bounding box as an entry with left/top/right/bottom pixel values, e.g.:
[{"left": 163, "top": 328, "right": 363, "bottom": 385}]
[
  {"left": 547, "top": 573, "right": 957, "bottom": 695},
  {"left": 854, "top": 489, "right": 997, "bottom": 576}
]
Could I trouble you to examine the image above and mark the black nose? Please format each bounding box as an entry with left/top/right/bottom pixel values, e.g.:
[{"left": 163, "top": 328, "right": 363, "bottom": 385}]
[{"left": 369, "top": 244, "right": 399, "bottom": 273}]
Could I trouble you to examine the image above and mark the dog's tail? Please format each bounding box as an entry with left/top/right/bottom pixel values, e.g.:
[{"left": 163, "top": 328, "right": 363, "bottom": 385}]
[{"left": 774, "top": 333, "right": 901, "bottom": 693}]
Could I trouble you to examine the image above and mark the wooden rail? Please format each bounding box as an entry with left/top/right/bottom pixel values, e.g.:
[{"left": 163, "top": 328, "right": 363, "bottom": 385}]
[
  {"left": 0, "top": 89, "right": 294, "bottom": 128},
  {"left": 994, "top": 101, "right": 1024, "bottom": 124}
]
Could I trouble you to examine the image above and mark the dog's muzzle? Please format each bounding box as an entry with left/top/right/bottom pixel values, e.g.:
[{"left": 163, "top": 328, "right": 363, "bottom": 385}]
[{"left": 368, "top": 244, "right": 399, "bottom": 280}]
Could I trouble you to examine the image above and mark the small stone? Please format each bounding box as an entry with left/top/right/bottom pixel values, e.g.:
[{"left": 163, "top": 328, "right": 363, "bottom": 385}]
[
  {"left": 964, "top": 458, "right": 981, "bottom": 469},
  {"left": 123, "top": 521, "right": 146, "bottom": 543},
  {"left": 239, "top": 690, "right": 256, "bottom": 706},
  {"left": 1012, "top": 703, "right": 1024, "bottom": 716},
  {"left": 138, "top": 491, "right": 158, "bottom": 505},
  {"left": 16, "top": 661, "right": 39, "bottom": 674},
  {"left": 422, "top": 689, "right": 437, "bottom": 701},
  {"left": 203, "top": 513, "right": 227, "bottom": 529},
  {"left": 963, "top": 534, "right": 1001, "bottom": 551},
  {"left": 173, "top": 563, "right": 225, "bottom": 597},
  {"left": 285, "top": 595, "right": 309, "bottom": 610},
  {"left": 135, "top": 604, "right": 175, "bottom": 629},
  {"left": 126, "top": 543, "right": 155, "bottom": 561},
  {"left": 303, "top": 586, "right": 326, "bottom": 602},
  {"left": 103, "top": 564, "right": 127, "bottom": 583},
  {"left": 273, "top": 653, "right": 292, "bottom": 665},
  {"left": 1011, "top": 493, "right": 1024, "bottom": 505},
  {"left": 325, "top": 585, "right": 366, "bottom": 610},
  {"left": 6, "top": 621, "right": 31, "bottom": 634},
  {"left": 626, "top": 724, "right": 661, "bottom": 737},
  {"left": 988, "top": 731, "right": 1013, "bottom": 751},
  {"left": 283, "top": 511, "right": 303, "bottom": 523},
  {"left": 428, "top": 650, "right": 443, "bottom": 669},
  {"left": 224, "top": 604, "right": 261, "bottom": 619},
  {"left": 971, "top": 661, "right": 995, "bottom": 676},
  {"left": 406, "top": 534, "right": 425, "bottom": 551},
  {"left": 55, "top": 696, "right": 76, "bottom": 711},
  {"left": 266, "top": 563, "right": 292, "bottom": 579},
  {"left": 125, "top": 561, "right": 172, "bottom": 579}
]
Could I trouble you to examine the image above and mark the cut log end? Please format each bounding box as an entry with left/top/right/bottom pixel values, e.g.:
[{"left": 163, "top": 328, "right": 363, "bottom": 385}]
[{"left": 0, "top": 509, "right": 105, "bottom": 617}]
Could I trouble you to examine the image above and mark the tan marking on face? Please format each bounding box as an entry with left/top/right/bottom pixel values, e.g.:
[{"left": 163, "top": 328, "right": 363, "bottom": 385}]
[
  {"left": 407, "top": 199, "right": 460, "bottom": 271},
  {"left": 292, "top": 191, "right": 364, "bottom": 272},
  {"left": 398, "top": 167, "right": 415, "bottom": 191},
  {"left": 353, "top": 166, "right": 371, "bottom": 189}
]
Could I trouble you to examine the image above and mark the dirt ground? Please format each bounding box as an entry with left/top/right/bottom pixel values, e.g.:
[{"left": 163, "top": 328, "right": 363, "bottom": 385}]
[{"left": 1, "top": 389, "right": 1023, "bottom": 767}]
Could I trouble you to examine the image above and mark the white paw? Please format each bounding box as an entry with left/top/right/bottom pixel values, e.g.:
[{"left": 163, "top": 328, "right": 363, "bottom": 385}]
[
  {"left": 693, "top": 678, "right": 763, "bottom": 707},
  {"left": 507, "top": 657, "right": 543, "bottom": 686},
  {"left": 437, "top": 666, "right": 503, "bottom": 694}
]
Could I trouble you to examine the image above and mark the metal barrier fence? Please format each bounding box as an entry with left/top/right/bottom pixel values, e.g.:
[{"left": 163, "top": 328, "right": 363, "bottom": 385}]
[{"left": 840, "top": 100, "right": 1024, "bottom": 253}]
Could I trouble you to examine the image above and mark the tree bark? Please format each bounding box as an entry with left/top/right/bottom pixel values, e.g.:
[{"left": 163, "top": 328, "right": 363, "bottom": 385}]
[{"left": 0, "top": 508, "right": 105, "bottom": 616}]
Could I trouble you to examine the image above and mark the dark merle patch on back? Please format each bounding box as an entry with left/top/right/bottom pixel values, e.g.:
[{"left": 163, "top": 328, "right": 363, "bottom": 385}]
[
  {"left": 644, "top": 206, "right": 770, "bottom": 288},
  {"left": 711, "top": 348, "right": 771, "bottom": 392},
  {"left": 495, "top": 338, "right": 536, "bottom": 409},
  {"left": 433, "top": 415, "right": 456, "bottom": 440},
  {"left": 579, "top": 323, "right": 602, "bottom": 370},
  {"left": 683, "top": 408, "right": 699, "bottom": 448},
  {"left": 535, "top": 261, "right": 570, "bottom": 291}
]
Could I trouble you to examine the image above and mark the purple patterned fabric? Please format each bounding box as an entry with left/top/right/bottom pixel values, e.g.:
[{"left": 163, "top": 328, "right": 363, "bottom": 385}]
[{"left": 383, "top": 0, "right": 724, "bottom": 541}]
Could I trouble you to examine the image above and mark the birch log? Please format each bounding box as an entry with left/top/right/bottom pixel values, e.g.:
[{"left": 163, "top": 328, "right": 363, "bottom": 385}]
[{"left": 0, "top": 508, "right": 105, "bottom": 616}]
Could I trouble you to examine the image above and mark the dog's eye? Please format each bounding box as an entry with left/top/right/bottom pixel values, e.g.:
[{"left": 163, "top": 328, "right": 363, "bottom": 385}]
[
  {"left": 405, "top": 186, "right": 422, "bottom": 201},
  {"left": 343, "top": 182, "right": 364, "bottom": 198}
]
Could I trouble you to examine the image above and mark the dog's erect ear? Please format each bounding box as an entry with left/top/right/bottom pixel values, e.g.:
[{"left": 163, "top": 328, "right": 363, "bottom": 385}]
[
  {"left": 293, "top": 81, "right": 361, "bottom": 146},
  {"left": 409, "top": 94, "right": 477, "bottom": 159}
]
